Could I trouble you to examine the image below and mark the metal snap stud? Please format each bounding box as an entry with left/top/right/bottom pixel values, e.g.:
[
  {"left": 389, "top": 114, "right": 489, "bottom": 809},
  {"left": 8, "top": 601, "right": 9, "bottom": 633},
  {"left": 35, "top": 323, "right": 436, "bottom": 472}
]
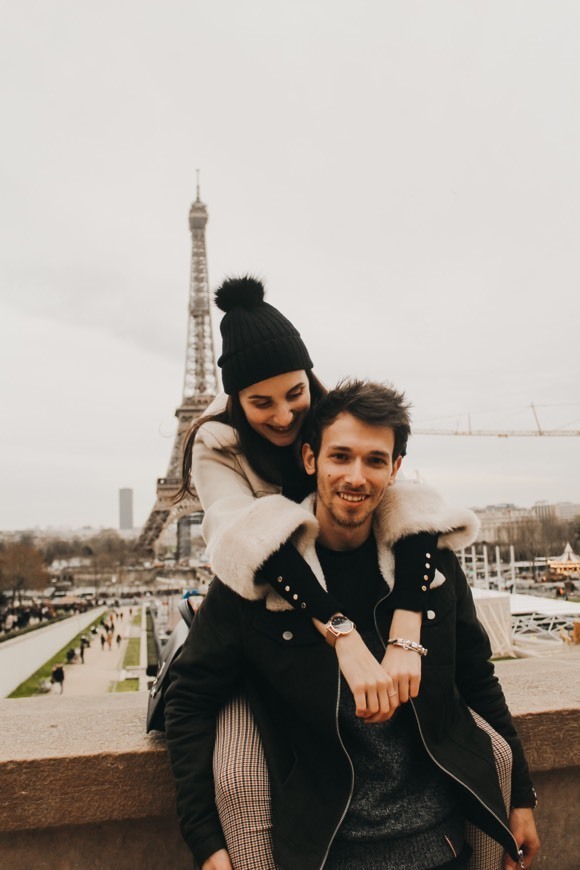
[{"left": 282, "top": 630, "right": 294, "bottom": 641}]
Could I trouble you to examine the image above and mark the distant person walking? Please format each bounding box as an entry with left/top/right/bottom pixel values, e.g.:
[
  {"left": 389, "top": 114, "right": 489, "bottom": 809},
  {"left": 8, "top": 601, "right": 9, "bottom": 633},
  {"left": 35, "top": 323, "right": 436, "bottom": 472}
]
[
  {"left": 116, "top": 633, "right": 122, "bottom": 648},
  {"left": 100, "top": 632, "right": 106, "bottom": 651},
  {"left": 51, "top": 664, "right": 65, "bottom": 695}
]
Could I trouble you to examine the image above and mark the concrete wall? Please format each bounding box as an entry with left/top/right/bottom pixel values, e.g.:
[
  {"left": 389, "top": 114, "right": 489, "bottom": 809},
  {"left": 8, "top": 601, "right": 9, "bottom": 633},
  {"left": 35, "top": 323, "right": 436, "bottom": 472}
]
[
  {"left": 0, "top": 607, "right": 106, "bottom": 698},
  {"left": 0, "top": 655, "right": 578, "bottom": 869}
]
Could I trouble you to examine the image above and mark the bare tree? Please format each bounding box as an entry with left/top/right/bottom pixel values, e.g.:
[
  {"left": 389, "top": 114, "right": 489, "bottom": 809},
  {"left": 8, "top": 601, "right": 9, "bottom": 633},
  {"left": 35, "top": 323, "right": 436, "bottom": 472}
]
[{"left": 0, "top": 542, "right": 49, "bottom": 603}]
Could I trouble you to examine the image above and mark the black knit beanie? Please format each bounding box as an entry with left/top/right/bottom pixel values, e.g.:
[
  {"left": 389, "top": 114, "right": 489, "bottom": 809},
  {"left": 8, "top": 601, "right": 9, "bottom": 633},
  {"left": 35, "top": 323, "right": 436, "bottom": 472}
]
[{"left": 215, "top": 276, "right": 313, "bottom": 394}]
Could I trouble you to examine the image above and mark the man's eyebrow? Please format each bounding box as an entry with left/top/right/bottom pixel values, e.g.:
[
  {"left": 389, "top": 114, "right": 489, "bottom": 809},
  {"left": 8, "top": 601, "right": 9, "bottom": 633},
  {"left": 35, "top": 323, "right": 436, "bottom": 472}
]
[{"left": 327, "top": 444, "right": 391, "bottom": 459}]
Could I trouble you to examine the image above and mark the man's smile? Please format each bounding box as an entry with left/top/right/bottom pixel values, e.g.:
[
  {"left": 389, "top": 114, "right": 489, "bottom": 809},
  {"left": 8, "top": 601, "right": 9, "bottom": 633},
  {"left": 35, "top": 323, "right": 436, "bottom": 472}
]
[{"left": 337, "top": 491, "right": 369, "bottom": 503}]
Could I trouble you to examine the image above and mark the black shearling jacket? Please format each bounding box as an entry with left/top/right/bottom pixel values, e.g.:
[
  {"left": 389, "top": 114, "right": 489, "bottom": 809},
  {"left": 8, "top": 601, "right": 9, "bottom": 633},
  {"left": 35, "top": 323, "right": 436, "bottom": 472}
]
[{"left": 165, "top": 540, "right": 534, "bottom": 869}]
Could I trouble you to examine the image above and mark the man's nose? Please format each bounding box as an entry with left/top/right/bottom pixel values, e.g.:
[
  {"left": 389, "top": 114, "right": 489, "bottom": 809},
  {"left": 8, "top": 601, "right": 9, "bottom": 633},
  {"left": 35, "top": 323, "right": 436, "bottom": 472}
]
[
  {"left": 344, "top": 460, "right": 366, "bottom": 488},
  {"left": 271, "top": 404, "right": 293, "bottom": 427}
]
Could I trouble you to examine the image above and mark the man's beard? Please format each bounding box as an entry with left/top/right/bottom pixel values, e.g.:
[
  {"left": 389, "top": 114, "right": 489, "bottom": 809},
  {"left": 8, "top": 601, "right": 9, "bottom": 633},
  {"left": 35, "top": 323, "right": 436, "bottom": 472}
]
[{"left": 322, "top": 497, "right": 374, "bottom": 529}]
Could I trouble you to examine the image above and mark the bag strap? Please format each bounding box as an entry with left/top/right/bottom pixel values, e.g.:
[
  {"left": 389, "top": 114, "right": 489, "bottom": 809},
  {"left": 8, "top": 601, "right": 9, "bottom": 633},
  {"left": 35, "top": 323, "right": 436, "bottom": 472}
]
[{"left": 178, "top": 596, "right": 195, "bottom": 627}]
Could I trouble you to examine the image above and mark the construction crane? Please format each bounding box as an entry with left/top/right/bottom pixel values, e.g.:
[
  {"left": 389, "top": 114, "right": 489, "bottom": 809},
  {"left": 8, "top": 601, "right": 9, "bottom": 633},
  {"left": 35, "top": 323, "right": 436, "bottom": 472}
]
[{"left": 414, "top": 404, "right": 580, "bottom": 437}]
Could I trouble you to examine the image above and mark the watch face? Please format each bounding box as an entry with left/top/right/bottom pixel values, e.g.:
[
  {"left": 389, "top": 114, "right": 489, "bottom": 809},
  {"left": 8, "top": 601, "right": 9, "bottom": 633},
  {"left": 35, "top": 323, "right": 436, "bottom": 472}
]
[{"left": 330, "top": 616, "right": 353, "bottom": 633}]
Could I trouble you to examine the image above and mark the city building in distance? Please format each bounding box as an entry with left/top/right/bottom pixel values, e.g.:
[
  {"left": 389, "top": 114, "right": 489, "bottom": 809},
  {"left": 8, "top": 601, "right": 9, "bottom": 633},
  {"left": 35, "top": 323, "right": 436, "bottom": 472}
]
[{"left": 119, "top": 488, "right": 133, "bottom": 531}]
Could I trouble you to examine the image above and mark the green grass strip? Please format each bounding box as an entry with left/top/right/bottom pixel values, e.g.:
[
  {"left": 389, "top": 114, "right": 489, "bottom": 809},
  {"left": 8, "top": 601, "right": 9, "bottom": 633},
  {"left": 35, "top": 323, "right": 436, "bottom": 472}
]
[
  {"left": 112, "top": 678, "right": 140, "bottom": 693},
  {"left": 122, "top": 636, "right": 141, "bottom": 669},
  {"left": 131, "top": 611, "right": 142, "bottom": 627},
  {"left": 8, "top": 614, "right": 104, "bottom": 699}
]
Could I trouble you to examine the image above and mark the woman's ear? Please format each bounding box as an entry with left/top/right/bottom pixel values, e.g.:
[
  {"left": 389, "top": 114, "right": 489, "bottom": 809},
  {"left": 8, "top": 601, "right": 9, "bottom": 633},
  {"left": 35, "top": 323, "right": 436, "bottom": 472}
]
[{"left": 302, "top": 442, "right": 317, "bottom": 476}]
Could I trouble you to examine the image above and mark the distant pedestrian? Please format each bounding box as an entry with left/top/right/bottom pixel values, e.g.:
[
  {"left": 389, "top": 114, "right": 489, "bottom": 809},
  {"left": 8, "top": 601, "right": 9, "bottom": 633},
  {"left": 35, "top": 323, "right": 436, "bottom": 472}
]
[
  {"left": 51, "top": 664, "right": 65, "bottom": 695},
  {"left": 79, "top": 643, "right": 85, "bottom": 663},
  {"left": 100, "top": 632, "right": 106, "bottom": 651},
  {"left": 106, "top": 631, "right": 113, "bottom": 651},
  {"left": 116, "top": 633, "right": 122, "bottom": 648}
]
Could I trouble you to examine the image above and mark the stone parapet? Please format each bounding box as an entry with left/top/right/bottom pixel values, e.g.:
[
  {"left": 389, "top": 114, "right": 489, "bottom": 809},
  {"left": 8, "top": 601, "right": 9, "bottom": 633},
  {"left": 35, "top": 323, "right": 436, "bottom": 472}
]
[{"left": 0, "top": 652, "right": 578, "bottom": 869}]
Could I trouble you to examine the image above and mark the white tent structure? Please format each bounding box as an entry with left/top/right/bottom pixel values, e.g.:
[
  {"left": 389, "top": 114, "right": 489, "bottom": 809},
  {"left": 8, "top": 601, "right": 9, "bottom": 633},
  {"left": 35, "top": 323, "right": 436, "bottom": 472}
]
[
  {"left": 473, "top": 588, "right": 580, "bottom": 657},
  {"left": 472, "top": 589, "right": 515, "bottom": 657}
]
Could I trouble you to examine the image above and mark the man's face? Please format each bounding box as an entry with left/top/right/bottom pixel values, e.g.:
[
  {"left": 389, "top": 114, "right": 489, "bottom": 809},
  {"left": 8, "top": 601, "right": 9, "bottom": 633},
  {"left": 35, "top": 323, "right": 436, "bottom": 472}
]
[{"left": 302, "top": 412, "right": 402, "bottom": 541}]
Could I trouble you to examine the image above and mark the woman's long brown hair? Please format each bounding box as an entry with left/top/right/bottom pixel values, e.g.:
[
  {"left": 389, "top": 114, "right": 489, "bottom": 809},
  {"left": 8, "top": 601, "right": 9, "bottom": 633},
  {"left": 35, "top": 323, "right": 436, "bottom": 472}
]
[{"left": 173, "top": 370, "right": 327, "bottom": 503}]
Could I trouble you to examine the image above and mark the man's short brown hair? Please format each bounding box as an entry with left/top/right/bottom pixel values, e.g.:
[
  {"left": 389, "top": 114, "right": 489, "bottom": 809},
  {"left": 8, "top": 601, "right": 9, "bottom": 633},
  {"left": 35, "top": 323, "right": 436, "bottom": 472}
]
[{"left": 306, "top": 378, "right": 412, "bottom": 461}]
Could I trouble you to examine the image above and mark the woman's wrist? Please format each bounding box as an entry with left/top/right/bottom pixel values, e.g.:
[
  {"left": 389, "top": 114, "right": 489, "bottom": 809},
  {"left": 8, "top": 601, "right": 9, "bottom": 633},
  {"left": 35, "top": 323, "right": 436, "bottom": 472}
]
[{"left": 389, "top": 609, "right": 422, "bottom": 642}]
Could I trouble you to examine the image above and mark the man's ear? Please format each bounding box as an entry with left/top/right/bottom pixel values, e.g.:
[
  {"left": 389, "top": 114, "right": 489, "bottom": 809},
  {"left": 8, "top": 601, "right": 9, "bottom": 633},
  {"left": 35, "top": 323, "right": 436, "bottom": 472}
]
[
  {"left": 302, "top": 442, "right": 317, "bottom": 476},
  {"left": 388, "top": 455, "right": 403, "bottom": 486}
]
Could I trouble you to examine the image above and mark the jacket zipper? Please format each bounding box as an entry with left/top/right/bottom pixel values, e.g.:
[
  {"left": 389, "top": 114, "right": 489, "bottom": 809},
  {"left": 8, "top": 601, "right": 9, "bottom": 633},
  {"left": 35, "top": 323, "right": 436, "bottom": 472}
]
[
  {"left": 319, "top": 667, "right": 355, "bottom": 870},
  {"left": 372, "top": 592, "right": 520, "bottom": 860}
]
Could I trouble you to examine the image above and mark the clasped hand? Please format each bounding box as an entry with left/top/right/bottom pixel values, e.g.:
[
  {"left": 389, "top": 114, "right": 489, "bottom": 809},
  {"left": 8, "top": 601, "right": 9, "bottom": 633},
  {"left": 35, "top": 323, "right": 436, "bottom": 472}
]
[{"left": 332, "top": 625, "right": 421, "bottom": 724}]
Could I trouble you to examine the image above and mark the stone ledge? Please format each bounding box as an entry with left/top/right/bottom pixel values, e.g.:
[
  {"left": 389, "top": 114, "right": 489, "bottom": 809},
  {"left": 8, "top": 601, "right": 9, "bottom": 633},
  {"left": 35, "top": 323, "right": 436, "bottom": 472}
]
[{"left": 0, "top": 661, "right": 578, "bottom": 869}]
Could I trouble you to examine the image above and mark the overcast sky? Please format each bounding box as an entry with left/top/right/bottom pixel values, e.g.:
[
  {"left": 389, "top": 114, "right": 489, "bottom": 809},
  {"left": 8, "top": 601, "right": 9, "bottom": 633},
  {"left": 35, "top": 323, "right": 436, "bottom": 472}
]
[{"left": 1, "top": 1, "right": 579, "bottom": 531}]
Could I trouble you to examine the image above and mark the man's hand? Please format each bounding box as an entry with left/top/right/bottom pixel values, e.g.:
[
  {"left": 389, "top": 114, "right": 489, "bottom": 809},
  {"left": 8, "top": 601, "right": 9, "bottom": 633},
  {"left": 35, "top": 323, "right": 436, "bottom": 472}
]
[
  {"left": 202, "top": 849, "right": 233, "bottom": 870},
  {"left": 332, "top": 629, "right": 398, "bottom": 723},
  {"left": 503, "top": 808, "right": 540, "bottom": 869},
  {"left": 380, "top": 609, "right": 422, "bottom": 703}
]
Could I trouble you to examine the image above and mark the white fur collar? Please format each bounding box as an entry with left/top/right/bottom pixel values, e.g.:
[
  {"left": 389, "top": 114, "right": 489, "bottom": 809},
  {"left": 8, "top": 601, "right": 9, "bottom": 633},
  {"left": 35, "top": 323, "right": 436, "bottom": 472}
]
[{"left": 264, "top": 479, "right": 479, "bottom": 610}]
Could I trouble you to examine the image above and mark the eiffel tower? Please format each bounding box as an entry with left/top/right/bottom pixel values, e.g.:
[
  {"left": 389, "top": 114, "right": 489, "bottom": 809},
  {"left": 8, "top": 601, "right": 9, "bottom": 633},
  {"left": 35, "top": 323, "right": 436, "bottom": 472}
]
[{"left": 138, "top": 175, "right": 219, "bottom": 557}]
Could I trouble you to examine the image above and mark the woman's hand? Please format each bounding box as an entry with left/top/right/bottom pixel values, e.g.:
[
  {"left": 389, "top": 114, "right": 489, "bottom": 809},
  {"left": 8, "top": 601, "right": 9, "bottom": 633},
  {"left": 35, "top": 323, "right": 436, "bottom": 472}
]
[
  {"left": 380, "top": 609, "right": 423, "bottom": 705},
  {"left": 319, "top": 625, "right": 399, "bottom": 723},
  {"left": 202, "top": 849, "right": 233, "bottom": 870}
]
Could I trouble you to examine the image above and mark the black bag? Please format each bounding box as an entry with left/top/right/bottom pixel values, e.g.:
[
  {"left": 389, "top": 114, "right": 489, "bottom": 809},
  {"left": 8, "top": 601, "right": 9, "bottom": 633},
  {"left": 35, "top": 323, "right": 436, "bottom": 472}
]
[{"left": 146, "top": 597, "right": 196, "bottom": 733}]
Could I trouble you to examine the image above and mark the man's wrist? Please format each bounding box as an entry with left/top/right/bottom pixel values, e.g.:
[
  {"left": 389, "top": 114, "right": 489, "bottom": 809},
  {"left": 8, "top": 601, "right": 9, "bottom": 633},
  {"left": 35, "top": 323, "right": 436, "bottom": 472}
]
[{"left": 511, "top": 788, "right": 538, "bottom": 810}]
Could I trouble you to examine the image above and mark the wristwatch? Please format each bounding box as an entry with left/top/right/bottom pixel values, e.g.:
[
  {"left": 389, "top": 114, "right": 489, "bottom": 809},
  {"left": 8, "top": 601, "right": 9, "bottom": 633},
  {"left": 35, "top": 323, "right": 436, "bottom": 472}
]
[{"left": 324, "top": 614, "right": 355, "bottom": 647}]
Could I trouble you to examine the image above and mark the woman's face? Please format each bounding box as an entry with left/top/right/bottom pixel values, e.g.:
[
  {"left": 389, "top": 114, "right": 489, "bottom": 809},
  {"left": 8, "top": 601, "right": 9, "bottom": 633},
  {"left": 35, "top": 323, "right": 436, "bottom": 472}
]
[{"left": 239, "top": 370, "right": 311, "bottom": 447}]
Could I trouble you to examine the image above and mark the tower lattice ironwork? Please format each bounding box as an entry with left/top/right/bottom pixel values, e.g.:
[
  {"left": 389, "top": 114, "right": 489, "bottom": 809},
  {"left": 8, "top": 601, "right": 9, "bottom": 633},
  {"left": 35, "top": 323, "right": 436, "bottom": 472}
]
[{"left": 138, "top": 176, "right": 219, "bottom": 556}]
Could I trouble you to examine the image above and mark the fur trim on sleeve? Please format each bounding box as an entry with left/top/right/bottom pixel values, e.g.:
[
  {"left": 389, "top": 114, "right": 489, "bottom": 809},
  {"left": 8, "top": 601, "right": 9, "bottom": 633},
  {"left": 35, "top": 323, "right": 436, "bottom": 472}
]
[
  {"left": 207, "top": 494, "right": 319, "bottom": 603},
  {"left": 374, "top": 479, "right": 480, "bottom": 550}
]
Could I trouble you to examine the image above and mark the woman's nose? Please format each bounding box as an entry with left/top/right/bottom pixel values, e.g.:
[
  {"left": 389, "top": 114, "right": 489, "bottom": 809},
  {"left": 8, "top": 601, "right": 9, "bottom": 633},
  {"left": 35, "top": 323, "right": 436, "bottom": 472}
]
[{"left": 271, "top": 404, "right": 293, "bottom": 427}]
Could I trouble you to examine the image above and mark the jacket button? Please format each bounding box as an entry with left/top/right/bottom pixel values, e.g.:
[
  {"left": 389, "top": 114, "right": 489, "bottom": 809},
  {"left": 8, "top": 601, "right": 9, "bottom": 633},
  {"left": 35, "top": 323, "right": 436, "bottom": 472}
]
[
  {"left": 427, "top": 610, "right": 436, "bottom": 620},
  {"left": 425, "top": 562, "right": 430, "bottom": 569},
  {"left": 285, "top": 586, "right": 291, "bottom": 592},
  {"left": 421, "top": 585, "right": 427, "bottom": 592},
  {"left": 423, "top": 575, "right": 429, "bottom": 581},
  {"left": 277, "top": 576, "right": 283, "bottom": 583},
  {"left": 282, "top": 631, "right": 294, "bottom": 641},
  {"left": 426, "top": 552, "right": 431, "bottom": 558}
]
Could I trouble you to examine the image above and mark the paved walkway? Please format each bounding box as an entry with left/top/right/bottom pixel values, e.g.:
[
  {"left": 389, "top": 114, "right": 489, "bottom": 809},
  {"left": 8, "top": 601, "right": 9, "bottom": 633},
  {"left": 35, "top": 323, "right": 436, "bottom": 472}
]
[{"left": 47, "top": 607, "right": 141, "bottom": 698}]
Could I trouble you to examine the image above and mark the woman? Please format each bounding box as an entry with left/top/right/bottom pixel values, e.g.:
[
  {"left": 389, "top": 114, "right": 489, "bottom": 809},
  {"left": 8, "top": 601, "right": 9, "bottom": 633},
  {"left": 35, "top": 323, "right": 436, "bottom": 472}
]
[
  {"left": 173, "top": 277, "right": 446, "bottom": 868},
  {"left": 178, "top": 276, "right": 432, "bottom": 714}
]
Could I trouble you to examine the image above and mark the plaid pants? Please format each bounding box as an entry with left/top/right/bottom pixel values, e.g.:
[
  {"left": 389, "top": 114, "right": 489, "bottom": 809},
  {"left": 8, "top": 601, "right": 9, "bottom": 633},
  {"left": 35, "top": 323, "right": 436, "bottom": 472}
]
[{"left": 213, "top": 696, "right": 512, "bottom": 870}]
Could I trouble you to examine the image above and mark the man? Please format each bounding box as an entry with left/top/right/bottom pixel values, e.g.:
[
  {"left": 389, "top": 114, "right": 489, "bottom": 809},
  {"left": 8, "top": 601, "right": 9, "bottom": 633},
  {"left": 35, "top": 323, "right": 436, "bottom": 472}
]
[{"left": 165, "top": 380, "right": 539, "bottom": 870}]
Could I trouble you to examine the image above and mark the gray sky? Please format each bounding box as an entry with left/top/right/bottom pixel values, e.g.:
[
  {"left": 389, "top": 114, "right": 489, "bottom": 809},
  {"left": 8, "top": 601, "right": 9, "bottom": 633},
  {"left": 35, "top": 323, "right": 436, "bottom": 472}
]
[{"left": 1, "top": 1, "right": 579, "bottom": 531}]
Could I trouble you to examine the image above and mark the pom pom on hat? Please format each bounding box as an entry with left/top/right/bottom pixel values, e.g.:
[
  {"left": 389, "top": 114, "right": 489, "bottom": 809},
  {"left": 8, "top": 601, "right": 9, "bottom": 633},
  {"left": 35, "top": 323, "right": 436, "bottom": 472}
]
[
  {"left": 214, "top": 274, "right": 313, "bottom": 394},
  {"left": 214, "top": 275, "right": 265, "bottom": 313}
]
